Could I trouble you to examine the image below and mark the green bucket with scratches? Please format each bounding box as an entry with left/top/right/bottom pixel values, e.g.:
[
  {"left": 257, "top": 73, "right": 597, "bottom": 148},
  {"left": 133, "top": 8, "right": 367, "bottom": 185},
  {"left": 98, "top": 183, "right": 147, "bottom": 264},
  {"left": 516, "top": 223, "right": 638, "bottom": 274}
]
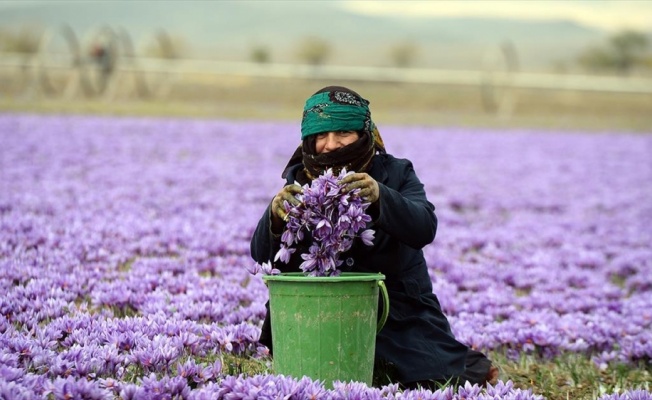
[{"left": 262, "top": 272, "right": 389, "bottom": 387}]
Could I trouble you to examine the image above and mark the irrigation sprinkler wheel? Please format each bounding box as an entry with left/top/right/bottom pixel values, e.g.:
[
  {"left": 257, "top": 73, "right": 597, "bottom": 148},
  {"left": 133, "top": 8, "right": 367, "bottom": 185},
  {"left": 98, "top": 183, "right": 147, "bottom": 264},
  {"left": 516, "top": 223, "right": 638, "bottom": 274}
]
[
  {"left": 134, "top": 29, "right": 177, "bottom": 99},
  {"left": 37, "top": 24, "right": 82, "bottom": 97},
  {"left": 9, "top": 52, "right": 38, "bottom": 99},
  {"left": 480, "top": 41, "right": 520, "bottom": 118}
]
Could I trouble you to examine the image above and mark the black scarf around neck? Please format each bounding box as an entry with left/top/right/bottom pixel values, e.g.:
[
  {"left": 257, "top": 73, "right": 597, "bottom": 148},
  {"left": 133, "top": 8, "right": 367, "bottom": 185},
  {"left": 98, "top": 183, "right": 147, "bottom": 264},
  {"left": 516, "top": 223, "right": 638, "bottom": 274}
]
[{"left": 282, "top": 132, "right": 376, "bottom": 185}]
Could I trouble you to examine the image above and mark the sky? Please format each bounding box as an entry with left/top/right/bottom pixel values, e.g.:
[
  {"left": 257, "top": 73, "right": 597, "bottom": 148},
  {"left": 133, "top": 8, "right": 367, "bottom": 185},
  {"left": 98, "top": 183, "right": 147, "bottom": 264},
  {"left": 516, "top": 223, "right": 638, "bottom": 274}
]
[
  {"left": 341, "top": 0, "right": 652, "bottom": 32},
  {"left": 1, "top": 0, "right": 651, "bottom": 33}
]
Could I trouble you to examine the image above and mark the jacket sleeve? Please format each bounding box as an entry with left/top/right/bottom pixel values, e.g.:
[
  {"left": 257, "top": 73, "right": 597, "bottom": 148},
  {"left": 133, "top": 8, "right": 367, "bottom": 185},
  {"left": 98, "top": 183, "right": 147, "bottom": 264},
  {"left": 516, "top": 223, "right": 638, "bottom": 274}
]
[
  {"left": 373, "top": 159, "right": 437, "bottom": 250},
  {"left": 250, "top": 202, "right": 282, "bottom": 264}
]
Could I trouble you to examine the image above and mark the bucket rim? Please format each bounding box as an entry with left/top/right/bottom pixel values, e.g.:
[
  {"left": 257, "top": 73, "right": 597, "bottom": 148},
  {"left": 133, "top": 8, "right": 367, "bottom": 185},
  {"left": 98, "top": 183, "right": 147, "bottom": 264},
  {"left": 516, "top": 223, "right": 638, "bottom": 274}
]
[{"left": 262, "top": 272, "right": 385, "bottom": 282}]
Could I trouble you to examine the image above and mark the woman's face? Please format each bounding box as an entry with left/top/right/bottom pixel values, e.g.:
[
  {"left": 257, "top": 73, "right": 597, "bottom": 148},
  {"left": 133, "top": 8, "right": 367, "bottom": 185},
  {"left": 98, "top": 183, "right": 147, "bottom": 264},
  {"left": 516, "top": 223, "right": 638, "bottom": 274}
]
[{"left": 315, "top": 131, "right": 359, "bottom": 154}]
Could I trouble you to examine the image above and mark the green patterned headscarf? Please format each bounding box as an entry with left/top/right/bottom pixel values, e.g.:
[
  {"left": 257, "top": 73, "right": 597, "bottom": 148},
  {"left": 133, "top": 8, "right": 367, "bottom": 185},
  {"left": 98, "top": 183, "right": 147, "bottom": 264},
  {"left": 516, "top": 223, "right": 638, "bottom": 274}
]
[{"left": 301, "top": 91, "right": 374, "bottom": 139}]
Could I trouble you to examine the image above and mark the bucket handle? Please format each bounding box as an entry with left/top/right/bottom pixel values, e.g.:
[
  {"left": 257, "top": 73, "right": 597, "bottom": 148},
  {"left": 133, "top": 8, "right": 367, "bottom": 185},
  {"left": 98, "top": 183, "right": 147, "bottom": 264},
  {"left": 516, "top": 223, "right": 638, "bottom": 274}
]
[{"left": 377, "top": 280, "right": 389, "bottom": 332}]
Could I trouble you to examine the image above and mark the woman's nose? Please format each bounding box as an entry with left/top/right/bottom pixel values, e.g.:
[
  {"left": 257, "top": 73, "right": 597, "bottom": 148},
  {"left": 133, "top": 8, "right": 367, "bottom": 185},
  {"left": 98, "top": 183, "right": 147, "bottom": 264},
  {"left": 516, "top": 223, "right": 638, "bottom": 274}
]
[{"left": 323, "top": 133, "right": 339, "bottom": 152}]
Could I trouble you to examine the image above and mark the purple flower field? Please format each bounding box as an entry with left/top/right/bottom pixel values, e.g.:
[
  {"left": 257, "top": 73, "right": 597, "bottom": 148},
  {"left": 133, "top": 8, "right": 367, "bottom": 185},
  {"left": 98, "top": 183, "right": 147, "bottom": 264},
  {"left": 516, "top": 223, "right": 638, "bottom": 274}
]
[{"left": 1, "top": 114, "right": 651, "bottom": 399}]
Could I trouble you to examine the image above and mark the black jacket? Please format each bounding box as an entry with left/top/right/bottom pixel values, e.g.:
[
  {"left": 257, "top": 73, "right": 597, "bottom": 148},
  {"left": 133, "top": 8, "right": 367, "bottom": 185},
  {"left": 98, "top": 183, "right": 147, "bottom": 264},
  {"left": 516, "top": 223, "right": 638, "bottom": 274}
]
[{"left": 250, "top": 153, "right": 469, "bottom": 383}]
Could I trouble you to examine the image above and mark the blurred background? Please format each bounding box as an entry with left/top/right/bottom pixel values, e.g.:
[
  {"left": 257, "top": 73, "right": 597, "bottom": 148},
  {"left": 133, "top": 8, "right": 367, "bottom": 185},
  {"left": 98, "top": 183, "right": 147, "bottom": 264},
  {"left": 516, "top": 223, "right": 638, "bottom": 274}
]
[{"left": 1, "top": 0, "right": 651, "bottom": 131}]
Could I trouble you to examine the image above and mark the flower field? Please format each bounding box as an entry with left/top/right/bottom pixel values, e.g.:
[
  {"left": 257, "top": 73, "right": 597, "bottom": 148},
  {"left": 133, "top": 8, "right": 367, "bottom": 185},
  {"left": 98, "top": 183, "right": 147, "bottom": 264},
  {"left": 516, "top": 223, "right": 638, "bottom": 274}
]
[{"left": 1, "top": 113, "right": 651, "bottom": 399}]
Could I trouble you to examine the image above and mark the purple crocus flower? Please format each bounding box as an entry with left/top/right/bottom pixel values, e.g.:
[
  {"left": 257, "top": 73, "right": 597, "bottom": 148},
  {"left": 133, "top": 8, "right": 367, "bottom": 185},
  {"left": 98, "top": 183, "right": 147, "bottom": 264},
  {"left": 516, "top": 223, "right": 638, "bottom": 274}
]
[
  {"left": 274, "top": 168, "right": 375, "bottom": 276},
  {"left": 3, "top": 114, "right": 652, "bottom": 398}
]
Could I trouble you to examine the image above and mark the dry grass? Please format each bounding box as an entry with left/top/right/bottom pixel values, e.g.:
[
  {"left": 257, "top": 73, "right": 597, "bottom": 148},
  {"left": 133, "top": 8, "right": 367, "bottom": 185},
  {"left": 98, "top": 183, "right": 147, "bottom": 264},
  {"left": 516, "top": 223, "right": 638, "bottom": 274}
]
[{"left": 1, "top": 72, "right": 651, "bottom": 132}]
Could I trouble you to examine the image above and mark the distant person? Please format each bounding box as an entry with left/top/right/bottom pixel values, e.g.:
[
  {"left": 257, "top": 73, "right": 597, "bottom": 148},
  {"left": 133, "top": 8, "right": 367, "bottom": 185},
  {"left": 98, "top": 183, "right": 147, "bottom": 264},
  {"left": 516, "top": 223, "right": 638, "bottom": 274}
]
[
  {"left": 250, "top": 85, "right": 499, "bottom": 388},
  {"left": 90, "top": 42, "right": 114, "bottom": 93}
]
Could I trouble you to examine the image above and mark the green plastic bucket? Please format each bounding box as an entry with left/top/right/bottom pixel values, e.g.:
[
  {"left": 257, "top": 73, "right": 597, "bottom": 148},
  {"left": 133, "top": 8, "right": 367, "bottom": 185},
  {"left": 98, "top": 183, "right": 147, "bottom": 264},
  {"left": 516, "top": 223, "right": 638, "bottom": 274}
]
[{"left": 262, "top": 272, "right": 389, "bottom": 387}]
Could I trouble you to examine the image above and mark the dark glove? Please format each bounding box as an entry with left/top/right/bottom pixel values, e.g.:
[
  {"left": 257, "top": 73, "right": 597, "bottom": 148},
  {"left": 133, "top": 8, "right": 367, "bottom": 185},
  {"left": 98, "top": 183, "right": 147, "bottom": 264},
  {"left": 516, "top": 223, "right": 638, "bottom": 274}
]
[
  {"left": 270, "top": 184, "right": 302, "bottom": 230},
  {"left": 341, "top": 173, "right": 380, "bottom": 203}
]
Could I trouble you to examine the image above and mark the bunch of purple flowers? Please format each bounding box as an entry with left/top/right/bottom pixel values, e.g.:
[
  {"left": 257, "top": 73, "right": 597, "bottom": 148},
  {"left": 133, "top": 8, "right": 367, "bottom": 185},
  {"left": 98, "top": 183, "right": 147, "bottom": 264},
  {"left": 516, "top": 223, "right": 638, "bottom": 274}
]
[{"left": 275, "top": 168, "right": 375, "bottom": 277}]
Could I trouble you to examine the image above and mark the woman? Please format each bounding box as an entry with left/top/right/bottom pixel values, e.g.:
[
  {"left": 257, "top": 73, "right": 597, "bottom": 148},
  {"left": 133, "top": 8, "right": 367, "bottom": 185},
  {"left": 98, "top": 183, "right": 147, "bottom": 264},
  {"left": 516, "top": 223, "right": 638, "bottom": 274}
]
[{"left": 250, "top": 86, "right": 498, "bottom": 388}]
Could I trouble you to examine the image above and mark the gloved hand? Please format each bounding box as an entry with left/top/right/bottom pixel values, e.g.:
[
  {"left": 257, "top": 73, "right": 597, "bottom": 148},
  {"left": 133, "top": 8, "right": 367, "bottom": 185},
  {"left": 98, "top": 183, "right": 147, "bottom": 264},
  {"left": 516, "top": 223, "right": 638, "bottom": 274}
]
[
  {"left": 271, "top": 184, "right": 303, "bottom": 226},
  {"left": 341, "top": 173, "right": 380, "bottom": 203}
]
